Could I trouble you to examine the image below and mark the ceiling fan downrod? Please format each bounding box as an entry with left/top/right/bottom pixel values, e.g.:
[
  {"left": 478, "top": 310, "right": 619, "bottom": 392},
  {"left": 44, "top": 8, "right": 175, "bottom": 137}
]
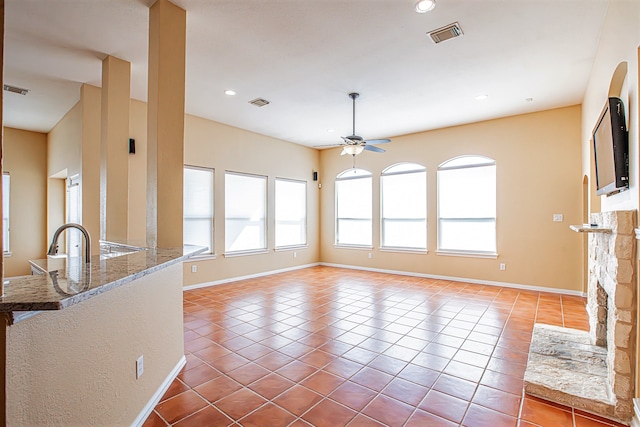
[{"left": 349, "top": 92, "right": 359, "bottom": 137}]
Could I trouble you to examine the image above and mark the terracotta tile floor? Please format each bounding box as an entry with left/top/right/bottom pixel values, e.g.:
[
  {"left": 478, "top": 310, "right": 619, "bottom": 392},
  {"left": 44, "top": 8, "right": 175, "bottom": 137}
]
[{"left": 143, "top": 266, "right": 627, "bottom": 427}]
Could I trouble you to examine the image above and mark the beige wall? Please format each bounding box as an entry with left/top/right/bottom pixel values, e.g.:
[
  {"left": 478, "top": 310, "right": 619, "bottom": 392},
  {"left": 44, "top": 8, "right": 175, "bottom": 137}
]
[
  {"left": 47, "top": 102, "right": 81, "bottom": 182},
  {"left": 81, "top": 84, "right": 102, "bottom": 255},
  {"left": 182, "top": 114, "right": 321, "bottom": 285},
  {"left": 3, "top": 128, "right": 47, "bottom": 276},
  {"left": 46, "top": 85, "right": 102, "bottom": 256},
  {"left": 5, "top": 263, "right": 184, "bottom": 426},
  {"left": 128, "top": 99, "right": 148, "bottom": 245},
  {"left": 320, "top": 106, "right": 583, "bottom": 292},
  {"left": 581, "top": 0, "right": 639, "bottom": 214}
]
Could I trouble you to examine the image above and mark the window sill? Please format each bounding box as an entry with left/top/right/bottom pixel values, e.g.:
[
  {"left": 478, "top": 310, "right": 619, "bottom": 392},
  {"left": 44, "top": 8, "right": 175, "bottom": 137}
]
[
  {"left": 274, "top": 245, "right": 308, "bottom": 252},
  {"left": 436, "top": 250, "right": 498, "bottom": 259},
  {"left": 334, "top": 244, "right": 374, "bottom": 250},
  {"left": 189, "top": 253, "right": 217, "bottom": 261},
  {"left": 380, "top": 247, "right": 428, "bottom": 255},
  {"left": 224, "top": 249, "right": 269, "bottom": 258}
]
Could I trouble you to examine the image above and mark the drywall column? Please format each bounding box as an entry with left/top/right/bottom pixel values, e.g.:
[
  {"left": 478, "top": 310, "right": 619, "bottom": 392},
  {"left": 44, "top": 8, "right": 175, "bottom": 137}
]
[
  {"left": 100, "top": 56, "right": 130, "bottom": 243},
  {"left": 146, "top": 0, "right": 185, "bottom": 248},
  {"left": 81, "top": 84, "right": 102, "bottom": 256}
]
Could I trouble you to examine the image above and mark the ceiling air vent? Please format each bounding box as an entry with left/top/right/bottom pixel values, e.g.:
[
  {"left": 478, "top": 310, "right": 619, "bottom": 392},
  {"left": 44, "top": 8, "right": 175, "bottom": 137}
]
[
  {"left": 249, "top": 97, "right": 270, "bottom": 107},
  {"left": 427, "top": 22, "right": 463, "bottom": 44},
  {"left": 3, "top": 84, "right": 29, "bottom": 95}
]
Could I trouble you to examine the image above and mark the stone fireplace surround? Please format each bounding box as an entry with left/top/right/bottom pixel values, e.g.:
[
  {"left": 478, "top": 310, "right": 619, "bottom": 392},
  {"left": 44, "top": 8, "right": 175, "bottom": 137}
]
[{"left": 524, "top": 210, "right": 636, "bottom": 424}]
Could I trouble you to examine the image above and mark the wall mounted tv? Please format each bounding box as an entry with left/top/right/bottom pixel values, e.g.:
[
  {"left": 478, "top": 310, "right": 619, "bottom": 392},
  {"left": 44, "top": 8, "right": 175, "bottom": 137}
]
[{"left": 593, "top": 97, "right": 629, "bottom": 196}]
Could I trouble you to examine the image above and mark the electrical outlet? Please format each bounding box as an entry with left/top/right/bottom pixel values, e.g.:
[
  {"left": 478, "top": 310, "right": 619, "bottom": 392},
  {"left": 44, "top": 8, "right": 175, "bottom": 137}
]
[
  {"left": 500, "top": 263, "right": 506, "bottom": 271},
  {"left": 553, "top": 214, "right": 563, "bottom": 222},
  {"left": 368, "top": 253, "right": 372, "bottom": 259},
  {"left": 191, "top": 265, "right": 197, "bottom": 273},
  {"left": 136, "top": 355, "right": 144, "bottom": 379},
  {"left": 293, "top": 252, "right": 297, "bottom": 258}
]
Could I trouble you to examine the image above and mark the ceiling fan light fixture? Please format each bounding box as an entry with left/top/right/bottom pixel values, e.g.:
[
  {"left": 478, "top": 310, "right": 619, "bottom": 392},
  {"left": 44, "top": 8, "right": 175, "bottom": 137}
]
[
  {"left": 342, "top": 145, "right": 365, "bottom": 156},
  {"left": 415, "top": 0, "right": 436, "bottom": 13}
]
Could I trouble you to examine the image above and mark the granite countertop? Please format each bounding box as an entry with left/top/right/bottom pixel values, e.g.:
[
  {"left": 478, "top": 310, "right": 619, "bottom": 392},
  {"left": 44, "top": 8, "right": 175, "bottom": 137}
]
[{"left": 1, "top": 245, "right": 206, "bottom": 312}]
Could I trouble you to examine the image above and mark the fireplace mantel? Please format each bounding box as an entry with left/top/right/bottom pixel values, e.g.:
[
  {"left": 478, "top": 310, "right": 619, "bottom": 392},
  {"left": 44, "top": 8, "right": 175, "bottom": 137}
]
[{"left": 569, "top": 224, "right": 612, "bottom": 233}]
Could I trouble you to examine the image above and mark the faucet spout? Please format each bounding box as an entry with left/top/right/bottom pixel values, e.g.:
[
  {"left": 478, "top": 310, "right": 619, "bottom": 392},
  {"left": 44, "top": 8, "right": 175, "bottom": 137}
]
[{"left": 47, "top": 223, "right": 92, "bottom": 263}]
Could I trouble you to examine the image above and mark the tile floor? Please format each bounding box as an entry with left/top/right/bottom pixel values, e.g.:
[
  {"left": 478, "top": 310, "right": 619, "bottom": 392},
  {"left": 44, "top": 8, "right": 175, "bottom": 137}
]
[{"left": 143, "top": 266, "right": 627, "bottom": 427}]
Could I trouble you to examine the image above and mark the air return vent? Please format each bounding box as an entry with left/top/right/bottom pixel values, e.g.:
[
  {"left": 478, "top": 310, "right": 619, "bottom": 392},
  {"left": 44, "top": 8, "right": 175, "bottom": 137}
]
[
  {"left": 249, "top": 97, "right": 270, "bottom": 107},
  {"left": 427, "top": 22, "right": 463, "bottom": 44},
  {"left": 3, "top": 84, "right": 29, "bottom": 95}
]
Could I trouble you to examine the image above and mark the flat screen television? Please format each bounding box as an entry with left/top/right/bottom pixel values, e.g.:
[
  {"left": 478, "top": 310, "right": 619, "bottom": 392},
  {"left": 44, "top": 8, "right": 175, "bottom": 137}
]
[{"left": 593, "top": 97, "right": 629, "bottom": 196}]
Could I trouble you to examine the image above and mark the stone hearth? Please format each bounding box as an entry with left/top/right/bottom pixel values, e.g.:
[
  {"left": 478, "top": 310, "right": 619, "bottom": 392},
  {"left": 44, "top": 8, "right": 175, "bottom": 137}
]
[{"left": 524, "top": 210, "right": 636, "bottom": 424}]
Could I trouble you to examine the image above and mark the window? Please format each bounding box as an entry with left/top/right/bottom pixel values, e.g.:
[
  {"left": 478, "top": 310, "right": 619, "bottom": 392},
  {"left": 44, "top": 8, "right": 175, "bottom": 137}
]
[
  {"left": 437, "top": 156, "right": 496, "bottom": 254},
  {"left": 336, "top": 168, "right": 372, "bottom": 247},
  {"left": 2, "top": 173, "right": 9, "bottom": 254},
  {"left": 275, "top": 178, "right": 307, "bottom": 248},
  {"left": 66, "top": 175, "right": 80, "bottom": 257},
  {"left": 381, "top": 163, "right": 426, "bottom": 250},
  {"left": 184, "top": 166, "right": 214, "bottom": 254},
  {"left": 225, "top": 172, "right": 267, "bottom": 253}
]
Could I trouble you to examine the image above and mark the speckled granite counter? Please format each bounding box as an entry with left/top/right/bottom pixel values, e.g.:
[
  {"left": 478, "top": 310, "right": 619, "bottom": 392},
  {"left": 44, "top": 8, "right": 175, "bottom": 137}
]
[{"left": 1, "top": 245, "right": 206, "bottom": 312}]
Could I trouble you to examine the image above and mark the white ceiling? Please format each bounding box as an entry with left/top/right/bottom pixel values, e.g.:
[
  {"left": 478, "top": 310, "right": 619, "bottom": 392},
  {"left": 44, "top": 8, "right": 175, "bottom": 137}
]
[{"left": 4, "top": 0, "right": 609, "bottom": 148}]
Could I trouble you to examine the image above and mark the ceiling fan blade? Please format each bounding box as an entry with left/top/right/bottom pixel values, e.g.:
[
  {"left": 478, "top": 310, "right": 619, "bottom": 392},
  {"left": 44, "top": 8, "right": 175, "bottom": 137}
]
[
  {"left": 364, "top": 139, "right": 391, "bottom": 145},
  {"left": 364, "top": 145, "right": 385, "bottom": 153}
]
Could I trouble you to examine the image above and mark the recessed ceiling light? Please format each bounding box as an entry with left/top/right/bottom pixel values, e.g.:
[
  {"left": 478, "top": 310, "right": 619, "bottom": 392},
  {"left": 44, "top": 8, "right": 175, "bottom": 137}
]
[
  {"left": 224, "top": 90, "right": 236, "bottom": 96},
  {"left": 475, "top": 94, "right": 489, "bottom": 101},
  {"left": 327, "top": 129, "right": 335, "bottom": 133},
  {"left": 415, "top": 0, "right": 436, "bottom": 13}
]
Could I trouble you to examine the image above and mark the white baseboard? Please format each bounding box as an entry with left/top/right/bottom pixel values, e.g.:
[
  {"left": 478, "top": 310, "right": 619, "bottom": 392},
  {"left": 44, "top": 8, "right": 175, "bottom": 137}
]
[
  {"left": 183, "top": 263, "right": 320, "bottom": 291},
  {"left": 131, "top": 355, "right": 187, "bottom": 427},
  {"left": 319, "top": 262, "right": 586, "bottom": 297},
  {"left": 183, "top": 261, "right": 584, "bottom": 296},
  {"left": 631, "top": 398, "right": 640, "bottom": 427}
]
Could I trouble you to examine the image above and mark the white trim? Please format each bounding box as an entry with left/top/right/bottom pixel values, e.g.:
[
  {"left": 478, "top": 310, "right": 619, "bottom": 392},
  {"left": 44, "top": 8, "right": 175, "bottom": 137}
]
[
  {"left": 632, "top": 398, "right": 640, "bottom": 427},
  {"left": 318, "top": 262, "right": 586, "bottom": 296},
  {"left": 334, "top": 244, "right": 374, "bottom": 251},
  {"left": 380, "top": 247, "right": 428, "bottom": 255},
  {"left": 274, "top": 245, "right": 308, "bottom": 252},
  {"left": 188, "top": 254, "right": 217, "bottom": 261},
  {"left": 183, "top": 263, "right": 321, "bottom": 291},
  {"left": 131, "top": 355, "right": 186, "bottom": 427}
]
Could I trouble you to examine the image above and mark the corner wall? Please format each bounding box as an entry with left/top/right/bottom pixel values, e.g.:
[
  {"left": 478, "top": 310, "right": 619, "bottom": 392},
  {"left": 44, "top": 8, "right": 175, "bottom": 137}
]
[
  {"left": 320, "top": 106, "right": 583, "bottom": 292},
  {"left": 182, "top": 114, "right": 321, "bottom": 285}
]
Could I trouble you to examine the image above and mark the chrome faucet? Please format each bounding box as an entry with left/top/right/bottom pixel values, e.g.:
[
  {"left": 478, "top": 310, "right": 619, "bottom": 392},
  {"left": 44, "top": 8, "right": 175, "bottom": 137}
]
[{"left": 47, "top": 223, "right": 92, "bottom": 263}]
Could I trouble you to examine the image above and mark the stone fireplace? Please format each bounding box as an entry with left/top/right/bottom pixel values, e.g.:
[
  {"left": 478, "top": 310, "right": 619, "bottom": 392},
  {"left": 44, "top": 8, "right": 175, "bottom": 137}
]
[{"left": 524, "top": 210, "right": 636, "bottom": 423}]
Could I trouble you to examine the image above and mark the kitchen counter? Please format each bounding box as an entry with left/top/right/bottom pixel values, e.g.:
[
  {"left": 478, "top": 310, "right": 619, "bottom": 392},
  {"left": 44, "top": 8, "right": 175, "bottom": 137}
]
[{"left": 1, "top": 245, "right": 206, "bottom": 312}]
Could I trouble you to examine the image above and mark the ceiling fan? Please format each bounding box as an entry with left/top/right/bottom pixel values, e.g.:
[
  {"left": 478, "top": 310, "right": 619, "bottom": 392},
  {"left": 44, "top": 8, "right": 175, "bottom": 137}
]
[{"left": 317, "top": 92, "right": 391, "bottom": 156}]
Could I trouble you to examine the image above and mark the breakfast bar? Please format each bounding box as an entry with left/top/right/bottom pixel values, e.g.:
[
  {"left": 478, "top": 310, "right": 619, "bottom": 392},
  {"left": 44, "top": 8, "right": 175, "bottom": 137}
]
[{"left": 0, "top": 245, "right": 206, "bottom": 427}]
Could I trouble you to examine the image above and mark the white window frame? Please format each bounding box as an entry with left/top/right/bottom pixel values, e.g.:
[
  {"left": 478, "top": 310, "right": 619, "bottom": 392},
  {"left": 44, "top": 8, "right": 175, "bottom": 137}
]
[
  {"left": 381, "top": 163, "right": 427, "bottom": 252},
  {"left": 3, "top": 173, "right": 9, "bottom": 256},
  {"left": 437, "top": 155, "right": 497, "bottom": 257},
  {"left": 66, "top": 174, "right": 81, "bottom": 258},
  {"left": 184, "top": 165, "right": 215, "bottom": 256},
  {"left": 335, "top": 168, "right": 373, "bottom": 248},
  {"left": 224, "top": 171, "right": 268, "bottom": 256},
  {"left": 275, "top": 178, "right": 307, "bottom": 249}
]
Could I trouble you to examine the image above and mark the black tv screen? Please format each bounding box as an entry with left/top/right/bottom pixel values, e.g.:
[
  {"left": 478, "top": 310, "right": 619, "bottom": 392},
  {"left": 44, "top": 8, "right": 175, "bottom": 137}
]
[{"left": 593, "top": 97, "right": 629, "bottom": 196}]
